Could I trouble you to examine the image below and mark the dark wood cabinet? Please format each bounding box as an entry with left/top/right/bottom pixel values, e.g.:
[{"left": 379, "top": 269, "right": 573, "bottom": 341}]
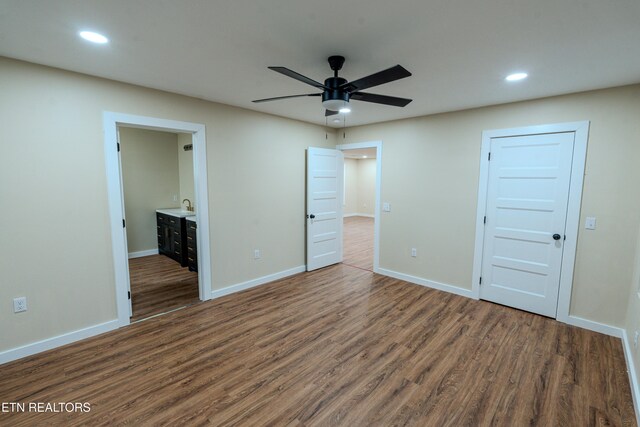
[
  {"left": 186, "top": 218, "right": 198, "bottom": 272},
  {"left": 156, "top": 213, "right": 188, "bottom": 267}
]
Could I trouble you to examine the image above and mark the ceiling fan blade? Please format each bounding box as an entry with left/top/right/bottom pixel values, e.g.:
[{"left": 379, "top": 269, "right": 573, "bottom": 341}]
[
  {"left": 268, "top": 67, "right": 328, "bottom": 90},
  {"left": 325, "top": 109, "right": 339, "bottom": 117},
  {"left": 340, "top": 65, "right": 411, "bottom": 92},
  {"left": 350, "top": 92, "right": 412, "bottom": 107},
  {"left": 252, "top": 93, "right": 321, "bottom": 103}
]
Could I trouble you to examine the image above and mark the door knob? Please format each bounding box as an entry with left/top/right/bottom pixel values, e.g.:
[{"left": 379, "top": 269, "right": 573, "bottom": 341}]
[
  {"left": 553, "top": 233, "right": 561, "bottom": 240},
  {"left": 308, "top": 214, "right": 315, "bottom": 219}
]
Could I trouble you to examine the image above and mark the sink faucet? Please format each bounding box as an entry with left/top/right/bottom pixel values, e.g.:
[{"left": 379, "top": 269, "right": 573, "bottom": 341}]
[{"left": 182, "top": 198, "right": 194, "bottom": 212}]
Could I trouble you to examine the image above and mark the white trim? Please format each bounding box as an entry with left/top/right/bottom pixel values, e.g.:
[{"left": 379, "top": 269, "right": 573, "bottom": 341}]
[
  {"left": 211, "top": 266, "right": 305, "bottom": 300},
  {"left": 128, "top": 249, "right": 159, "bottom": 259},
  {"left": 103, "top": 112, "right": 212, "bottom": 328},
  {"left": 565, "top": 315, "right": 623, "bottom": 338},
  {"left": 378, "top": 268, "right": 475, "bottom": 299},
  {"left": 471, "top": 121, "right": 590, "bottom": 320},
  {"left": 556, "top": 122, "right": 590, "bottom": 322},
  {"left": 336, "top": 141, "right": 382, "bottom": 273},
  {"left": 343, "top": 213, "right": 374, "bottom": 218},
  {"left": 0, "top": 320, "right": 119, "bottom": 365},
  {"left": 622, "top": 330, "right": 640, "bottom": 426}
]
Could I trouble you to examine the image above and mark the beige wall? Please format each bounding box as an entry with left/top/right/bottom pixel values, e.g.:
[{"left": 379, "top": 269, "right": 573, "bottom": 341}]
[
  {"left": 121, "top": 128, "right": 180, "bottom": 254},
  {"left": 342, "top": 84, "right": 640, "bottom": 328},
  {"left": 357, "top": 159, "right": 376, "bottom": 216},
  {"left": 0, "top": 57, "right": 335, "bottom": 352},
  {"left": 344, "top": 158, "right": 358, "bottom": 215},
  {"left": 177, "top": 133, "right": 195, "bottom": 209},
  {"left": 343, "top": 158, "right": 376, "bottom": 216}
]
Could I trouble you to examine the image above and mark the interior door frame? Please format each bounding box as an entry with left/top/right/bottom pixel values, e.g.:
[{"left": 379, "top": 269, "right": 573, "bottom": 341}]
[
  {"left": 336, "top": 140, "right": 382, "bottom": 273},
  {"left": 471, "top": 121, "right": 589, "bottom": 322},
  {"left": 104, "top": 112, "right": 212, "bottom": 327}
]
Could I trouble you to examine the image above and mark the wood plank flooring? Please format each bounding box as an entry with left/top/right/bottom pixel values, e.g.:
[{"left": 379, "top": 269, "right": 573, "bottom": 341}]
[
  {"left": 129, "top": 254, "right": 199, "bottom": 322},
  {"left": 0, "top": 264, "right": 635, "bottom": 426},
  {"left": 343, "top": 216, "right": 374, "bottom": 271}
]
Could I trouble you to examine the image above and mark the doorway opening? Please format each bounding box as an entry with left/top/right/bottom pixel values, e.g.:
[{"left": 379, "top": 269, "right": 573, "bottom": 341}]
[
  {"left": 119, "top": 127, "right": 200, "bottom": 322},
  {"left": 337, "top": 141, "right": 382, "bottom": 273},
  {"left": 104, "top": 112, "right": 212, "bottom": 327}
]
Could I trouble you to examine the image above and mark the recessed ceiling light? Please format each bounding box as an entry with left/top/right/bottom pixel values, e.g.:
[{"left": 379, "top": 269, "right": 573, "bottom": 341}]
[
  {"left": 332, "top": 119, "right": 341, "bottom": 123},
  {"left": 363, "top": 155, "right": 368, "bottom": 158},
  {"left": 505, "top": 72, "right": 528, "bottom": 82},
  {"left": 79, "top": 31, "right": 109, "bottom": 44},
  {"left": 339, "top": 107, "right": 351, "bottom": 113}
]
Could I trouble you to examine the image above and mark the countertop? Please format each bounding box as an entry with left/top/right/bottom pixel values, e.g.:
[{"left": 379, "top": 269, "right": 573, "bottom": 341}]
[{"left": 156, "top": 208, "right": 196, "bottom": 220}]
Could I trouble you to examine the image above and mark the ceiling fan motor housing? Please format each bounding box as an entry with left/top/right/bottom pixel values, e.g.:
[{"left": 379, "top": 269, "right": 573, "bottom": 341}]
[{"left": 322, "top": 76, "right": 350, "bottom": 109}]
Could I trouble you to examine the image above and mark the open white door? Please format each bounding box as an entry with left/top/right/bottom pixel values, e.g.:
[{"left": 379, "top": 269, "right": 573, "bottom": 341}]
[
  {"left": 116, "top": 129, "right": 133, "bottom": 317},
  {"left": 306, "top": 147, "right": 344, "bottom": 271}
]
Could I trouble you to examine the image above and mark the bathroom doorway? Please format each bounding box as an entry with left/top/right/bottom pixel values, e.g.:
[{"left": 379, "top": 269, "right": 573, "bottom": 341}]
[
  {"left": 119, "top": 127, "right": 199, "bottom": 321},
  {"left": 104, "top": 112, "right": 212, "bottom": 327}
]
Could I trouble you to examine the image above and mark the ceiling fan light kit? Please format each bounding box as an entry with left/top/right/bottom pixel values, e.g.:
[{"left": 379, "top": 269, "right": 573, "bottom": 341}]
[{"left": 253, "top": 55, "right": 412, "bottom": 118}]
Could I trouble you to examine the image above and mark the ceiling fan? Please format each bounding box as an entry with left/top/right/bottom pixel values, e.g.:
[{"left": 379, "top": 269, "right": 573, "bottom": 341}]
[{"left": 253, "top": 55, "right": 412, "bottom": 116}]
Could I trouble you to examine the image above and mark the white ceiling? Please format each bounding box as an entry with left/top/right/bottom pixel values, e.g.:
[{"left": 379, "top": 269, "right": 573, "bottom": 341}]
[{"left": 1, "top": 1, "right": 639, "bottom": 128}]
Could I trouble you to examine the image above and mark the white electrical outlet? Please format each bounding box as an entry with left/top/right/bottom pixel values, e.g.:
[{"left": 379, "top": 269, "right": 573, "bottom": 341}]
[
  {"left": 13, "top": 297, "right": 27, "bottom": 313},
  {"left": 254, "top": 249, "right": 261, "bottom": 260},
  {"left": 411, "top": 248, "right": 417, "bottom": 257},
  {"left": 173, "top": 194, "right": 178, "bottom": 202},
  {"left": 383, "top": 202, "right": 391, "bottom": 212}
]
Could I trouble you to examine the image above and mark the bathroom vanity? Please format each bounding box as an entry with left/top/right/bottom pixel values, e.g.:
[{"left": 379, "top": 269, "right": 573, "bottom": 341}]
[{"left": 156, "top": 209, "right": 195, "bottom": 268}]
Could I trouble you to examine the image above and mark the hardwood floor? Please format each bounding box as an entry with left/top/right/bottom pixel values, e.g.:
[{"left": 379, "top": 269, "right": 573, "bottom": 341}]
[
  {"left": 344, "top": 216, "right": 374, "bottom": 271},
  {"left": 0, "top": 264, "right": 635, "bottom": 426},
  {"left": 129, "top": 254, "right": 199, "bottom": 322}
]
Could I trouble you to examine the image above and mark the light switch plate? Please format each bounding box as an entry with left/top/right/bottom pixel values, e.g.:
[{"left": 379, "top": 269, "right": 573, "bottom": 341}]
[
  {"left": 585, "top": 216, "right": 596, "bottom": 230},
  {"left": 383, "top": 202, "right": 391, "bottom": 212}
]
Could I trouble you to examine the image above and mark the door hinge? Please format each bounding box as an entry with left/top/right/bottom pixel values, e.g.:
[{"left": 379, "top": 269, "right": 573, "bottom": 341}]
[
  {"left": 488, "top": 152, "right": 491, "bottom": 161},
  {"left": 483, "top": 215, "right": 487, "bottom": 224},
  {"left": 117, "top": 142, "right": 120, "bottom": 152},
  {"left": 479, "top": 276, "right": 482, "bottom": 285},
  {"left": 122, "top": 219, "right": 126, "bottom": 228},
  {"left": 128, "top": 291, "right": 131, "bottom": 300}
]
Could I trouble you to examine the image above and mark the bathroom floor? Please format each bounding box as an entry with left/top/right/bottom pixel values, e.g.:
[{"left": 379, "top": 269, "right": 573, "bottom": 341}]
[{"left": 128, "top": 254, "right": 199, "bottom": 322}]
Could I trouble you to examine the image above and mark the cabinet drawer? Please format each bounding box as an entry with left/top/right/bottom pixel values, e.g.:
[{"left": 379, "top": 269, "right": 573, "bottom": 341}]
[{"left": 188, "top": 256, "right": 198, "bottom": 272}]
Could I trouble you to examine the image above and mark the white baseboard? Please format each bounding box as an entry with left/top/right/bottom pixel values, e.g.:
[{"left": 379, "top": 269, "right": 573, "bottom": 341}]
[
  {"left": 564, "top": 315, "right": 623, "bottom": 337},
  {"left": 344, "top": 213, "right": 374, "bottom": 218},
  {"left": 211, "top": 265, "right": 306, "bottom": 300},
  {"left": 128, "top": 249, "right": 159, "bottom": 259},
  {"left": 378, "top": 268, "right": 475, "bottom": 299},
  {"left": 0, "top": 319, "right": 119, "bottom": 366},
  {"left": 622, "top": 330, "right": 640, "bottom": 426}
]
